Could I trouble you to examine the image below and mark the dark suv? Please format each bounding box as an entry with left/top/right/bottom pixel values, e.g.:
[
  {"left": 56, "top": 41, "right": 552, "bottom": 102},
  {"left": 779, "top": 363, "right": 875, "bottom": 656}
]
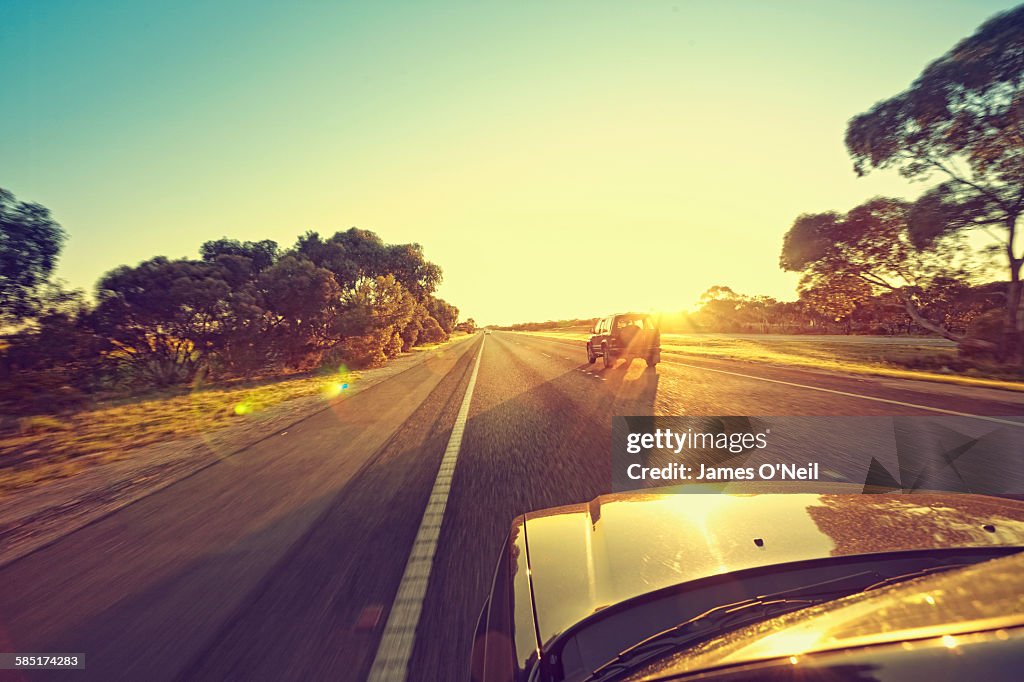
[{"left": 587, "top": 312, "right": 661, "bottom": 368}]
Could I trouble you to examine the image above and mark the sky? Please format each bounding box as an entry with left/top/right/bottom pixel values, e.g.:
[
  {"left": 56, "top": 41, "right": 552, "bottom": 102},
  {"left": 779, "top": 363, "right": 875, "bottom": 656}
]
[{"left": 1, "top": 0, "right": 1018, "bottom": 325}]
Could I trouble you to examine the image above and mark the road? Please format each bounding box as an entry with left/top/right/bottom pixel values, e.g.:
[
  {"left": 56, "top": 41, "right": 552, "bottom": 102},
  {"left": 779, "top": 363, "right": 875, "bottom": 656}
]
[{"left": 1, "top": 331, "right": 1023, "bottom": 681}]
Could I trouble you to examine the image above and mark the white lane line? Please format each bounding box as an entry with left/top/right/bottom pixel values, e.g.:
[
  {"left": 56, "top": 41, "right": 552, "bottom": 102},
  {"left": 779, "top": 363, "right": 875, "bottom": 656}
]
[
  {"left": 367, "top": 337, "right": 486, "bottom": 682},
  {"left": 669, "top": 360, "right": 1024, "bottom": 428},
  {"left": 541, "top": 352, "right": 552, "bottom": 358}
]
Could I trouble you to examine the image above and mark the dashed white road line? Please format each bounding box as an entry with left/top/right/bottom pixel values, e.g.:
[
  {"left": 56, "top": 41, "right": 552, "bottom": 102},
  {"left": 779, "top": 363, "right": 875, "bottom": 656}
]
[{"left": 367, "top": 337, "right": 486, "bottom": 682}]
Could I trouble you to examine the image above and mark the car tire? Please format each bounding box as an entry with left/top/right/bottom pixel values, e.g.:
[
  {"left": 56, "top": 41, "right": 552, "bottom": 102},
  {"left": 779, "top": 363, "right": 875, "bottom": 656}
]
[
  {"left": 602, "top": 343, "right": 613, "bottom": 369},
  {"left": 587, "top": 343, "right": 596, "bottom": 364}
]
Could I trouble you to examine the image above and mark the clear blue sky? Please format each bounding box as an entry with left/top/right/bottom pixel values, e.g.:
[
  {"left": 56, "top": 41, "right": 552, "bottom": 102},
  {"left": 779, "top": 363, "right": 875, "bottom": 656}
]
[{"left": 1, "top": 0, "right": 1018, "bottom": 324}]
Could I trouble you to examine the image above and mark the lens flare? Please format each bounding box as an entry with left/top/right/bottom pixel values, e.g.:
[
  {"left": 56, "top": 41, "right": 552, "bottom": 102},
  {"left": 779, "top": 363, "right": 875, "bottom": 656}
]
[
  {"left": 322, "top": 365, "right": 354, "bottom": 400},
  {"left": 322, "top": 382, "right": 345, "bottom": 399}
]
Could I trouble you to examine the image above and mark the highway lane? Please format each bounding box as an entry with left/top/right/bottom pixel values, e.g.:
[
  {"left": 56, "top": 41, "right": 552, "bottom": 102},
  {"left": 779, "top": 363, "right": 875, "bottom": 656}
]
[
  {"left": 1, "top": 331, "right": 1022, "bottom": 681},
  {"left": 409, "top": 331, "right": 663, "bottom": 680}
]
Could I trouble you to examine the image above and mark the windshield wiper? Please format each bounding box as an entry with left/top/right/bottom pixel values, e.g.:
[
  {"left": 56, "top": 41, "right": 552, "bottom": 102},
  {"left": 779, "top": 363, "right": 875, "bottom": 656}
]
[{"left": 583, "top": 565, "right": 964, "bottom": 682}]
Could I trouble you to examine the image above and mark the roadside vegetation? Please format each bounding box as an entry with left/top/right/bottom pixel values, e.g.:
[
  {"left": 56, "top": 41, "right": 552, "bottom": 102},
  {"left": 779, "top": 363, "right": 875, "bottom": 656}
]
[
  {"left": 1, "top": 189, "right": 475, "bottom": 482},
  {"left": 3, "top": 368, "right": 357, "bottom": 489},
  {"left": 0, "top": 203, "right": 468, "bottom": 412}
]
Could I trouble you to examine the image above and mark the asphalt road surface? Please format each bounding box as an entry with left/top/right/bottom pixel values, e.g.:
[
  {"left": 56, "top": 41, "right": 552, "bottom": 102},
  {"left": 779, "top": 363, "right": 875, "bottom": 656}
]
[{"left": 2, "top": 332, "right": 1023, "bottom": 681}]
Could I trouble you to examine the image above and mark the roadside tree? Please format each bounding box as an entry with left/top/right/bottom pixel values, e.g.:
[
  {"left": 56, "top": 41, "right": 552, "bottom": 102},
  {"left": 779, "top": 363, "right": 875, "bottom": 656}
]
[
  {"left": 338, "top": 274, "right": 417, "bottom": 366},
  {"left": 0, "top": 188, "right": 66, "bottom": 322},
  {"left": 845, "top": 6, "right": 1024, "bottom": 360},
  {"left": 92, "top": 258, "right": 232, "bottom": 385},
  {"left": 425, "top": 296, "right": 459, "bottom": 336},
  {"left": 255, "top": 255, "right": 343, "bottom": 369},
  {"left": 781, "top": 197, "right": 995, "bottom": 350}
]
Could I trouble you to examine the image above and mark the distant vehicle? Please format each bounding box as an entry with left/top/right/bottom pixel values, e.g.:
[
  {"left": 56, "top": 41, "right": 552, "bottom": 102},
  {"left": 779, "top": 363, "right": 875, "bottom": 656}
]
[
  {"left": 485, "top": 330, "right": 492, "bottom": 335},
  {"left": 587, "top": 313, "right": 660, "bottom": 368},
  {"left": 470, "top": 492, "right": 1024, "bottom": 681}
]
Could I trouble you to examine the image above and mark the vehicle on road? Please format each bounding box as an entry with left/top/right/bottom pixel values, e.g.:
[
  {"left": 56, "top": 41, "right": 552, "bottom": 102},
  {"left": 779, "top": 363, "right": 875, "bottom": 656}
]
[
  {"left": 587, "top": 313, "right": 661, "bottom": 369},
  {"left": 470, "top": 492, "right": 1024, "bottom": 681}
]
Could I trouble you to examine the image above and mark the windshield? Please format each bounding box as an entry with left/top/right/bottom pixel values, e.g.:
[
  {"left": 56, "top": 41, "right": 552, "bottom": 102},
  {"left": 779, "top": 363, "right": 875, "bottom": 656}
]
[{"left": 624, "top": 550, "right": 1024, "bottom": 681}]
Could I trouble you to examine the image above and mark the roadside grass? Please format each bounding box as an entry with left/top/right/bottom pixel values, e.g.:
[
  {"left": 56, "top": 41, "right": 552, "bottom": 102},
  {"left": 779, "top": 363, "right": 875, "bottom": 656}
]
[
  {"left": 413, "top": 330, "right": 469, "bottom": 351},
  {"left": 521, "top": 330, "right": 1024, "bottom": 392},
  {"left": 0, "top": 333, "right": 473, "bottom": 492},
  {"left": 0, "top": 367, "right": 360, "bottom": 491}
]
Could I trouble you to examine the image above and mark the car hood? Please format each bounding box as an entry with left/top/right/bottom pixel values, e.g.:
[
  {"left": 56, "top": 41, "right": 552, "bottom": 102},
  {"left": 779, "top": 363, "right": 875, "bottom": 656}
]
[
  {"left": 521, "top": 492, "right": 1024, "bottom": 646},
  {"left": 630, "top": 550, "right": 1024, "bottom": 680}
]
